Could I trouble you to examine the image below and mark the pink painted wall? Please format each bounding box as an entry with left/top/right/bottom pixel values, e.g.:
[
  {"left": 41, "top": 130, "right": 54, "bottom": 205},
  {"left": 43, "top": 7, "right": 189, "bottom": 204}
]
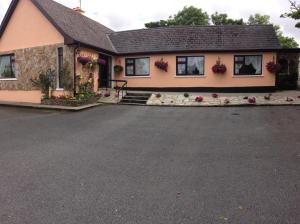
[
  {"left": 114, "top": 52, "right": 277, "bottom": 88},
  {"left": 0, "top": 0, "right": 64, "bottom": 52},
  {"left": 0, "top": 91, "right": 42, "bottom": 103}
]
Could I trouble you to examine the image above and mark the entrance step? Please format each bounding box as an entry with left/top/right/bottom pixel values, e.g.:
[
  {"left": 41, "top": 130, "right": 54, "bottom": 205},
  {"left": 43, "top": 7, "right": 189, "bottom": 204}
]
[{"left": 119, "top": 92, "right": 151, "bottom": 105}]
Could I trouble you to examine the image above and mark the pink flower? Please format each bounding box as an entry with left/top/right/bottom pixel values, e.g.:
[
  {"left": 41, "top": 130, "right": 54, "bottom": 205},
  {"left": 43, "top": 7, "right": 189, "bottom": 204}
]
[
  {"left": 155, "top": 59, "right": 168, "bottom": 72},
  {"left": 248, "top": 97, "right": 256, "bottom": 104},
  {"left": 212, "top": 64, "right": 227, "bottom": 74},
  {"left": 266, "top": 61, "right": 280, "bottom": 74},
  {"left": 195, "top": 96, "right": 204, "bottom": 102}
]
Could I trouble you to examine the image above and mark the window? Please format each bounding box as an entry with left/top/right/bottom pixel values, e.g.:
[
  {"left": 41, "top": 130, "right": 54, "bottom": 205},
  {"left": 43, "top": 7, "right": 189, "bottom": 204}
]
[
  {"left": 125, "top": 58, "right": 150, "bottom": 76},
  {"left": 0, "top": 54, "right": 15, "bottom": 79},
  {"left": 234, "top": 55, "right": 262, "bottom": 76},
  {"left": 176, "top": 56, "right": 204, "bottom": 76},
  {"left": 57, "top": 47, "right": 64, "bottom": 89}
]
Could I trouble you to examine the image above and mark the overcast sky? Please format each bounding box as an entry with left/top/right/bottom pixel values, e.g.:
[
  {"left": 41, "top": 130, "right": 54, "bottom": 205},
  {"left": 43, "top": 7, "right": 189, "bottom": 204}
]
[{"left": 0, "top": 0, "right": 299, "bottom": 43}]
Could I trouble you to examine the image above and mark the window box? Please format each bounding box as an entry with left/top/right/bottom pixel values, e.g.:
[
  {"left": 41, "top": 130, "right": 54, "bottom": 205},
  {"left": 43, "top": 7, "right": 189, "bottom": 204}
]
[{"left": 176, "top": 56, "right": 204, "bottom": 76}]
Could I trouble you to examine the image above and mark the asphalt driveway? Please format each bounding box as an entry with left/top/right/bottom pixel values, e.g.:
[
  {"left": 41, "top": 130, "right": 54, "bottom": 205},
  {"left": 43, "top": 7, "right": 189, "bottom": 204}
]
[{"left": 0, "top": 105, "right": 299, "bottom": 224}]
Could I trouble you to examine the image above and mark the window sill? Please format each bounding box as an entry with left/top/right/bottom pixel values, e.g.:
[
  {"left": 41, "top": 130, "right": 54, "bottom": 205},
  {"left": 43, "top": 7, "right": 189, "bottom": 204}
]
[
  {"left": 0, "top": 78, "right": 17, "bottom": 81},
  {"left": 175, "top": 75, "right": 206, "bottom": 78},
  {"left": 124, "top": 76, "right": 151, "bottom": 78},
  {"left": 233, "top": 75, "right": 264, "bottom": 78}
]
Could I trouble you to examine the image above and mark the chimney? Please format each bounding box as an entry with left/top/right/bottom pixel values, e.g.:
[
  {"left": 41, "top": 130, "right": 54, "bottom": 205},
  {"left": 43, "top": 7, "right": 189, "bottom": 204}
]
[{"left": 73, "top": 7, "right": 85, "bottom": 15}]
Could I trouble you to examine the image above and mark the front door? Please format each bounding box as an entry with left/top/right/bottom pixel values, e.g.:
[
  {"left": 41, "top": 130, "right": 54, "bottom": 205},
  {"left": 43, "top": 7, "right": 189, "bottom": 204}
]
[{"left": 99, "top": 54, "right": 112, "bottom": 88}]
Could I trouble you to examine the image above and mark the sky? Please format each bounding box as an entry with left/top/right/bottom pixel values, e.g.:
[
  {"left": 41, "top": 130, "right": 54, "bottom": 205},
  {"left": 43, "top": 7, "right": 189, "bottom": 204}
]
[{"left": 0, "top": 0, "right": 299, "bottom": 43}]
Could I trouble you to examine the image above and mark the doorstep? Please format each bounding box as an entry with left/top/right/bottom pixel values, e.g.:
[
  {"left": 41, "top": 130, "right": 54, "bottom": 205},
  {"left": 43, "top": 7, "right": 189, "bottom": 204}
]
[{"left": 0, "top": 101, "right": 102, "bottom": 111}]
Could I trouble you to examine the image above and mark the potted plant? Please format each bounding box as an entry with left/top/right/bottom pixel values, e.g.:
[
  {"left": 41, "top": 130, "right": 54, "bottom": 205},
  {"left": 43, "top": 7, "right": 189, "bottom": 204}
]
[
  {"left": 98, "top": 58, "right": 107, "bottom": 65},
  {"left": 212, "top": 57, "right": 227, "bottom": 74},
  {"left": 248, "top": 97, "right": 256, "bottom": 104},
  {"left": 195, "top": 96, "right": 204, "bottom": 102},
  {"left": 212, "top": 93, "right": 219, "bottom": 98},
  {"left": 114, "top": 65, "right": 123, "bottom": 74},
  {"left": 77, "top": 56, "right": 91, "bottom": 66},
  {"left": 266, "top": 61, "right": 280, "bottom": 74},
  {"left": 155, "top": 58, "right": 168, "bottom": 72}
]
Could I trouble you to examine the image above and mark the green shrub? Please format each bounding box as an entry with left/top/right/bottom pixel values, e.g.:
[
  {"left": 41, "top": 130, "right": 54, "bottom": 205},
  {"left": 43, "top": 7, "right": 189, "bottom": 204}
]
[{"left": 31, "top": 69, "right": 56, "bottom": 98}]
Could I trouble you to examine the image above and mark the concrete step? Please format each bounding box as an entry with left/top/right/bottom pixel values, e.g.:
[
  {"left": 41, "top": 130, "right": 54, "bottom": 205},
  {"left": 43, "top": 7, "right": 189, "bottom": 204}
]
[
  {"left": 122, "top": 95, "right": 150, "bottom": 100},
  {"left": 119, "top": 92, "right": 151, "bottom": 105},
  {"left": 126, "top": 92, "right": 152, "bottom": 97}
]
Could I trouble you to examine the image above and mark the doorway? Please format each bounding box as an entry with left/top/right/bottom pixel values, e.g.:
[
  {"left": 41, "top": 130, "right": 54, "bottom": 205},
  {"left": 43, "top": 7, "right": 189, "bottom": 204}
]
[{"left": 98, "top": 54, "right": 112, "bottom": 88}]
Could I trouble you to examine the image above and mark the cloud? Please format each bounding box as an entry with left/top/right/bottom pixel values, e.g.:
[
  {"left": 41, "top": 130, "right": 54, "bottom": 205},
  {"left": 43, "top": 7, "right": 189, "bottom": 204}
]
[{"left": 0, "top": 0, "right": 299, "bottom": 43}]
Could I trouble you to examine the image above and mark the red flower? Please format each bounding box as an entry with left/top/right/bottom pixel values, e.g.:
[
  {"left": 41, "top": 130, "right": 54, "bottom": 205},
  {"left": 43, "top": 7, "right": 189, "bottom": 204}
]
[
  {"left": 155, "top": 59, "right": 168, "bottom": 72},
  {"left": 248, "top": 97, "right": 256, "bottom": 104},
  {"left": 212, "top": 93, "right": 219, "bottom": 98},
  {"left": 195, "top": 96, "right": 204, "bottom": 102},
  {"left": 266, "top": 61, "right": 280, "bottom": 74},
  {"left": 212, "top": 64, "right": 227, "bottom": 74}
]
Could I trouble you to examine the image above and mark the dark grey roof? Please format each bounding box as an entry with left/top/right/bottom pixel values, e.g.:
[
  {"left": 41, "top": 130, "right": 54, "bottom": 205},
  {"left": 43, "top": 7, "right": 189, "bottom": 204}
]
[
  {"left": 0, "top": 0, "right": 115, "bottom": 53},
  {"left": 108, "top": 25, "right": 281, "bottom": 54},
  {"left": 0, "top": 0, "right": 281, "bottom": 55}
]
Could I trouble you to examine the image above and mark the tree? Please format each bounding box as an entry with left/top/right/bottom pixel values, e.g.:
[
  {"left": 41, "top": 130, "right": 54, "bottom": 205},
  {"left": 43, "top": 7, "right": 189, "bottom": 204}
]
[
  {"left": 144, "top": 20, "right": 169, "bottom": 29},
  {"left": 247, "top": 13, "right": 299, "bottom": 48},
  {"left": 211, "top": 12, "right": 245, "bottom": 25},
  {"left": 145, "top": 6, "right": 209, "bottom": 28},
  {"left": 281, "top": 0, "right": 300, "bottom": 28},
  {"left": 248, "top": 14, "right": 270, "bottom": 25},
  {"left": 171, "top": 6, "right": 210, "bottom": 26}
]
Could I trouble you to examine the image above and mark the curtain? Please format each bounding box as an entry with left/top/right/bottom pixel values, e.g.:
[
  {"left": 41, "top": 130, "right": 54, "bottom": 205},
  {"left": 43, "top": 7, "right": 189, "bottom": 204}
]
[
  {"left": 245, "top": 56, "right": 262, "bottom": 74},
  {"left": 135, "top": 58, "right": 150, "bottom": 75},
  {"left": 187, "top": 57, "right": 204, "bottom": 75}
]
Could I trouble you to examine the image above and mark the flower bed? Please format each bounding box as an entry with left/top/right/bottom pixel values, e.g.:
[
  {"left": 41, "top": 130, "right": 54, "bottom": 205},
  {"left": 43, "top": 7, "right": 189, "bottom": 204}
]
[{"left": 42, "top": 94, "right": 101, "bottom": 107}]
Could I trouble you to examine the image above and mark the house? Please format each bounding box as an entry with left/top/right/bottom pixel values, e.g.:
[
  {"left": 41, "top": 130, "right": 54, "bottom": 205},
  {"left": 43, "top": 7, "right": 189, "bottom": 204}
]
[{"left": 0, "top": 0, "right": 299, "bottom": 103}]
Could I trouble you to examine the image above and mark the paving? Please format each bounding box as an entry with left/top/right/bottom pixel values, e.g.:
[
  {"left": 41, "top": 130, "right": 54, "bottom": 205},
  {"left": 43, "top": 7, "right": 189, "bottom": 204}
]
[
  {"left": 0, "top": 105, "right": 299, "bottom": 224},
  {"left": 0, "top": 101, "right": 102, "bottom": 111}
]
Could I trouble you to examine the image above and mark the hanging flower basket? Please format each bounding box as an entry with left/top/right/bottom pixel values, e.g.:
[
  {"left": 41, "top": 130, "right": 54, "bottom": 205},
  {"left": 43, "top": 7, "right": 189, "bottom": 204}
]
[
  {"left": 266, "top": 61, "right": 280, "bottom": 74},
  {"left": 212, "top": 58, "right": 227, "bottom": 74},
  {"left": 77, "top": 56, "right": 91, "bottom": 66},
  {"left": 98, "top": 58, "right": 107, "bottom": 65},
  {"left": 114, "top": 65, "right": 123, "bottom": 74},
  {"left": 155, "top": 58, "right": 168, "bottom": 72}
]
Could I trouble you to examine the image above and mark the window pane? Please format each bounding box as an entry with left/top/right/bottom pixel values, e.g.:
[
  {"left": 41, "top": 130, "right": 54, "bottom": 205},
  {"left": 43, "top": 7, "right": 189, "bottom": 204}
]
[
  {"left": 235, "top": 56, "right": 244, "bottom": 62},
  {"left": 187, "top": 57, "right": 204, "bottom": 75},
  {"left": 0, "top": 55, "right": 14, "bottom": 78},
  {"left": 58, "top": 48, "right": 64, "bottom": 88},
  {"left": 135, "top": 58, "right": 149, "bottom": 75},
  {"left": 235, "top": 55, "right": 262, "bottom": 75},
  {"left": 177, "top": 64, "right": 186, "bottom": 75},
  {"left": 126, "top": 65, "right": 134, "bottom": 75},
  {"left": 245, "top": 56, "right": 262, "bottom": 74},
  {"left": 127, "top": 59, "right": 134, "bottom": 64},
  {"left": 177, "top": 57, "right": 186, "bottom": 63}
]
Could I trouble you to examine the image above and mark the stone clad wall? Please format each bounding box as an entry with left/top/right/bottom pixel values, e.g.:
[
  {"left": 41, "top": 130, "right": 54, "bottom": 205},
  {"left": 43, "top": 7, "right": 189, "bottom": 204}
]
[{"left": 0, "top": 44, "right": 74, "bottom": 90}]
